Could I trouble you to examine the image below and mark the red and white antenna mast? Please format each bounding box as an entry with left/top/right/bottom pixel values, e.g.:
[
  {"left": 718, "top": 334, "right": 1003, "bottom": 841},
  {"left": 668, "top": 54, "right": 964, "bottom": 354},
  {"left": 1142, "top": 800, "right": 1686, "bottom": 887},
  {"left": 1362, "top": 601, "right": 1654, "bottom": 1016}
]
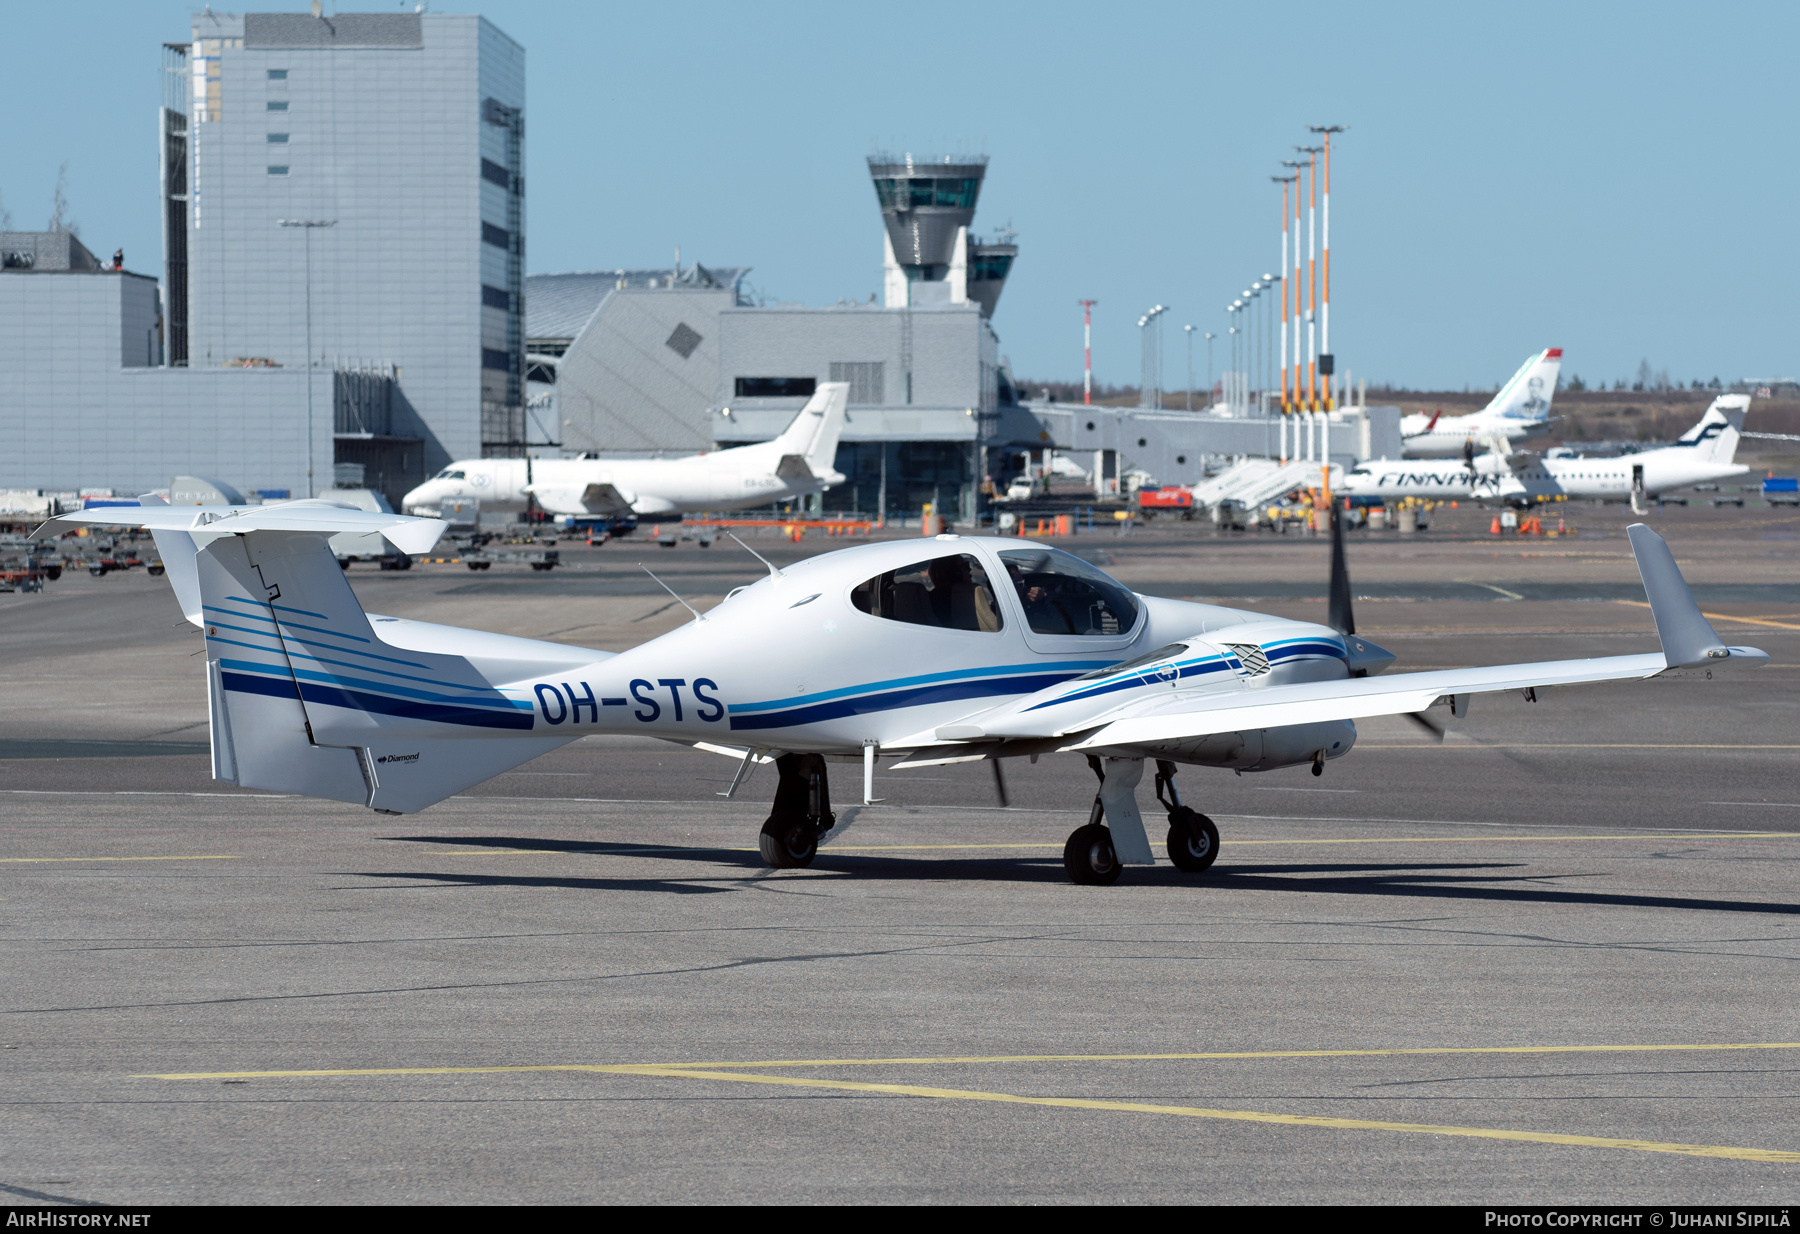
[{"left": 1309, "top": 125, "right": 1347, "bottom": 409}]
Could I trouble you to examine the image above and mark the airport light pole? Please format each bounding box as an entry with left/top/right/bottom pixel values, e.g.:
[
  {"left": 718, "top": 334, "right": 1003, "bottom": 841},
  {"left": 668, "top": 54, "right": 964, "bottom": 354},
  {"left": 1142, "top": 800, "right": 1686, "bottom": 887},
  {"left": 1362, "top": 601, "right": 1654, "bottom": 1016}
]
[
  {"left": 280, "top": 218, "right": 337, "bottom": 498},
  {"left": 1183, "top": 324, "right": 1195, "bottom": 410},
  {"left": 1309, "top": 125, "right": 1347, "bottom": 408},
  {"left": 1204, "top": 332, "right": 1216, "bottom": 406},
  {"left": 1078, "top": 299, "right": 1097, "bottom": 405}
]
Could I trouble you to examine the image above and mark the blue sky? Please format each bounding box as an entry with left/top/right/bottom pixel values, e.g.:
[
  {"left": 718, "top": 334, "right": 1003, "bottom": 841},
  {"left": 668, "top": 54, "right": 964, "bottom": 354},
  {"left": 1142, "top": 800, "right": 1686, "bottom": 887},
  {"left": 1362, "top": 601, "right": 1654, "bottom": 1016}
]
[{"left": 6, "top": 1, "right": 1795, "bottom": 390}]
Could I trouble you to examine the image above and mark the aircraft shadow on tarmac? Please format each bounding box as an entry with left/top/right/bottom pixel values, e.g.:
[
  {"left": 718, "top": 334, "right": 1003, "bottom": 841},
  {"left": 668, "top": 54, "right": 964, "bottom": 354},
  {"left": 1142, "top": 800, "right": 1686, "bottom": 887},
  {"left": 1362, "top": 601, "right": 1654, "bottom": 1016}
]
[{"left": 372, "top": 836, "right": 1800, "bottom": 914}]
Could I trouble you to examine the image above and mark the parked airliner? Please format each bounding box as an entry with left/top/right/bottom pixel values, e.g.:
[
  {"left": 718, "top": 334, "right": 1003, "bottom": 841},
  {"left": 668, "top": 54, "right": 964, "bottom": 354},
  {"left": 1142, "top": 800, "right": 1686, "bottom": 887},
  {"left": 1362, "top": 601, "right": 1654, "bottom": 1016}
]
[
  {"left": 1342, "top": 396, "right": 1749, "bottom": 506},
  {"left": 402, "top": 383, "right": 848, "bottom": 520}
]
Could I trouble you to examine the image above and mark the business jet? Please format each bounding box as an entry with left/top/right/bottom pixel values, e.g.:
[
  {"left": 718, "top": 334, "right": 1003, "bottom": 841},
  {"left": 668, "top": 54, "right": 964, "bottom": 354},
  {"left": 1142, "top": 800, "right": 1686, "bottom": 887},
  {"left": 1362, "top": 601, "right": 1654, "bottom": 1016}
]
[
  {"left": 1342, "top": 396, "right": 1749, "bottom": 507},
  {"left": 1401, "top": 348, "right": 1562, "bottom": 458},
  {"left": 37, "top": 481, "right": 1765, "bottom": 883},
  {"left": 402, "top": 383, "right": 849, "bottom": 520}
]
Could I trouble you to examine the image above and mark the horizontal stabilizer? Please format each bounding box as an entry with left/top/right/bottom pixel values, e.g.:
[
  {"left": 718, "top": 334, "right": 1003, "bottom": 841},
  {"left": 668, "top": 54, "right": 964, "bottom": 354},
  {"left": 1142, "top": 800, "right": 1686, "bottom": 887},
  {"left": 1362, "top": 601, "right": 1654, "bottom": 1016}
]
[{"left": 33, "top": 501, "right": 447, "bottom": 555}]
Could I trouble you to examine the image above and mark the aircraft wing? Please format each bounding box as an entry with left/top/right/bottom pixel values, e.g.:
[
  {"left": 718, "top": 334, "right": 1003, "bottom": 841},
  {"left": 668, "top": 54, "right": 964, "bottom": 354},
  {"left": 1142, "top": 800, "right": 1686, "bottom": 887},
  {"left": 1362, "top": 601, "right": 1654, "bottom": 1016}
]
[
  {"left": 925, "top": 522, "right": 1766, "bottom": 753},
  {"left": 524, "top": 482, "right": 635, "bottom": 516}
]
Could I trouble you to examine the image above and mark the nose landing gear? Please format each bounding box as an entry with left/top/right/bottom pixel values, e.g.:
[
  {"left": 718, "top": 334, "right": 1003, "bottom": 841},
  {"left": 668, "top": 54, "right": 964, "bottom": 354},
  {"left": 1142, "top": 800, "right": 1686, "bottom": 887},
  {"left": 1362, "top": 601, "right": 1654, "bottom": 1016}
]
[
  {"left": 1155, "top": 760, "right": 1220, "bottom": 873},
  {"left": 758, "top": 753, "right": 836, "bottom": 869}
]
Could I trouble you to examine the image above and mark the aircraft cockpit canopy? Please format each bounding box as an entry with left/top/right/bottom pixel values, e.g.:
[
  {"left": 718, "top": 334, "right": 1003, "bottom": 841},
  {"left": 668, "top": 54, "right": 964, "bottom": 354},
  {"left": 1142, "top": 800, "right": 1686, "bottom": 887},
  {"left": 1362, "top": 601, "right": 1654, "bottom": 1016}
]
[
  {"left": 850, "top": 553, "right": 1004, "bottom": 632},
  {"left": 998, "top": 547, "right": 1139, "bottom": 637},
  {"left": 433, "top": 469, "right": 467, "bottom": 480}
]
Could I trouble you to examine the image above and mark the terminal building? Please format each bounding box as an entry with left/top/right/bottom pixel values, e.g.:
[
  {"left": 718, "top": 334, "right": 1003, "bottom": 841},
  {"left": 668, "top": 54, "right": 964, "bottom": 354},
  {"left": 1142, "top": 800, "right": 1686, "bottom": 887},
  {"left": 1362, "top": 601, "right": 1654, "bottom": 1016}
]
[
  {"left": 0, "top": 9, "right": 524, "bottom": 506},
  {"left": 525, "top": 155, "right": 1398, "bottom": 521}
]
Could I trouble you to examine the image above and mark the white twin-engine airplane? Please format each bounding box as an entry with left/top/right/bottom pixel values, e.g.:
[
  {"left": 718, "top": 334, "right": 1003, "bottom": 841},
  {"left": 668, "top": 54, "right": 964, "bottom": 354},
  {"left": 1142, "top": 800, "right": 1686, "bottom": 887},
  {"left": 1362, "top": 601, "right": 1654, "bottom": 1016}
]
[
  {"left": 34, "top": 499, "right": 1766, "bottom": 885},
  {"left": 401, "top": 382, "right": 850, "bottom": 520},
  {"left": 1342, "top": 396, "right": 1749, "bottom": 506},
  {"left": 1400, "top": 348, "right": 1562, "bottom": 458}
]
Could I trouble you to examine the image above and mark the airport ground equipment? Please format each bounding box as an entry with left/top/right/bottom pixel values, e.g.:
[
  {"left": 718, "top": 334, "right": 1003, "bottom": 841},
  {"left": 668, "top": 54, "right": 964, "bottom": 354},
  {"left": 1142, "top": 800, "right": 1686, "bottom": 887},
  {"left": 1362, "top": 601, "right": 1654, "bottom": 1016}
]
[
  {"left": 1764, "top": 477, "right": 1799, "bottom": 507},
  {"left": 33, "top": 491, "right": 1767, "bottom": 885},
  {"left": 1188, "top": 458, "right": 1281, "bottom": 509}
]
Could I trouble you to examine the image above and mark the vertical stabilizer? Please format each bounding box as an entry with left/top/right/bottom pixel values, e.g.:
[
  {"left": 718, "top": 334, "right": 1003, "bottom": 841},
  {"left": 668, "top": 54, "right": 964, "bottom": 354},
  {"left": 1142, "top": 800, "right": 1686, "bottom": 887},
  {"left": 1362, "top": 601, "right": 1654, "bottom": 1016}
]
[
  {"left": 1677, "top": 395, "right": 1749, "bottom": 464},
  {"left": 1479, "top": 348, "right": 1562, "bottom": 422}
]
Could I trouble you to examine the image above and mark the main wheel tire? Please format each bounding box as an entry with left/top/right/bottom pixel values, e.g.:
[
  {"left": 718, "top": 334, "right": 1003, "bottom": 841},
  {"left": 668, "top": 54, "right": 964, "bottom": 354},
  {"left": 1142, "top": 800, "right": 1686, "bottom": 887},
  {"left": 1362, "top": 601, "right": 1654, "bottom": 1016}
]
[
  {"left": 1166, "top": 806, "right": 1220, "bottom": 872},
  {"left": 1063, "top": 823, "right": 1122, "bottom": 885},
  {"left": 759, "top": 813, "right": 817, "bottom": 869}
]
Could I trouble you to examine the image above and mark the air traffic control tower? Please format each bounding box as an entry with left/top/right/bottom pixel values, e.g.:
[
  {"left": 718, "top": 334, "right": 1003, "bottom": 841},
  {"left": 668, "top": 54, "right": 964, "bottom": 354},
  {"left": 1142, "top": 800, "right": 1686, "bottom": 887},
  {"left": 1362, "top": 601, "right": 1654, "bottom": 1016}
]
[{"left": 869, "top": 154, "right": 1016, "bottom": 316}]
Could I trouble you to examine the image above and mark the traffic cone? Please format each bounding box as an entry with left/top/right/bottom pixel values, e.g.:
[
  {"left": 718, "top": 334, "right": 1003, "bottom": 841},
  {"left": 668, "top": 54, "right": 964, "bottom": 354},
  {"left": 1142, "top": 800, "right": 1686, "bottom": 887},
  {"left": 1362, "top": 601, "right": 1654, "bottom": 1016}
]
[{"left": 1489, "top": 515, "right": 1502, "bottom": 535}]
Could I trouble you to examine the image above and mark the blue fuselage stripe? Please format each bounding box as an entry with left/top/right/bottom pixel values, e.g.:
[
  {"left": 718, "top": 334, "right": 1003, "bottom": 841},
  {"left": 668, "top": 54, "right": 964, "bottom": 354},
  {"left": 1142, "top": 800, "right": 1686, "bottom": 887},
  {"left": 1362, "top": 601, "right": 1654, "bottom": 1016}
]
[
  {"left": 729, "top": 660, "right": 1115, "bottom": 715},
  {"left": 220, "top": 671, "right": 534, "bottom": 731},
  {"left": 729, "top": 672, "right": 1084, "bottom": 732}
]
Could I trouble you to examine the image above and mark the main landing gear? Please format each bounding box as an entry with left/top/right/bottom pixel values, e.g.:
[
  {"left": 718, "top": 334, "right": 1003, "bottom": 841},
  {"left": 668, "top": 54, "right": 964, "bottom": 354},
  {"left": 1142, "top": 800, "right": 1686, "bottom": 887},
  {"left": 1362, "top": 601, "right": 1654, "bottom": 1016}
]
[
  {"left": 1155, "top": 760, "right": 1219, "bottom": 874},
  {"left": 1061, "top": 757, "right": 1220, "bottom": 885},
  {"left": 758, "top": 753, "right": 835, "bottom": 869}
]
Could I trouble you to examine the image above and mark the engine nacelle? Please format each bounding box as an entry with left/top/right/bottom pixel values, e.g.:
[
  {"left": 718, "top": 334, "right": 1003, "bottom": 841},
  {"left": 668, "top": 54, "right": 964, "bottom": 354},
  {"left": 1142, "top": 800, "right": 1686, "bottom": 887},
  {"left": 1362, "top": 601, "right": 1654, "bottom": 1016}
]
[{"left": 1127, "top": 719, "right": 1357, "bottom": 773}]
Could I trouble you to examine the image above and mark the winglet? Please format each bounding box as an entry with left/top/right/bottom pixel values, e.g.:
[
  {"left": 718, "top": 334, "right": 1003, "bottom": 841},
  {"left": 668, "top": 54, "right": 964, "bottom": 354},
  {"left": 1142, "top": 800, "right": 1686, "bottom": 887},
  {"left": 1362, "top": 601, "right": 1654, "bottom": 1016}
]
[{"left": 1626, "top": 523, "right": 1727, "bottom": 667}]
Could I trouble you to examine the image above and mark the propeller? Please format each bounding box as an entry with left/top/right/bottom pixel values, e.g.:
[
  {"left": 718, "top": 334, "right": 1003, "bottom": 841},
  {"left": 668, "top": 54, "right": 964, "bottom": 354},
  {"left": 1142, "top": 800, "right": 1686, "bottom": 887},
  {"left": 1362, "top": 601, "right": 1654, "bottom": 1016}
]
[
  {"left": 1328, "top": 501, "right": 1397, "bottom": 678},
  {"left": 1328, "top": 500, "right": 1355, "bottom": 637}
]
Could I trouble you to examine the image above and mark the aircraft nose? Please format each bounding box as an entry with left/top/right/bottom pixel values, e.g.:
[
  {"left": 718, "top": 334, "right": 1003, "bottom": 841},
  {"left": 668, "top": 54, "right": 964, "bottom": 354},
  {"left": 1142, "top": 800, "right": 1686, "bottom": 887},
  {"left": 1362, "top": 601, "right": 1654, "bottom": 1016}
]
[{"left": 401, "top": 482, "right": 437, "bottom": 512}]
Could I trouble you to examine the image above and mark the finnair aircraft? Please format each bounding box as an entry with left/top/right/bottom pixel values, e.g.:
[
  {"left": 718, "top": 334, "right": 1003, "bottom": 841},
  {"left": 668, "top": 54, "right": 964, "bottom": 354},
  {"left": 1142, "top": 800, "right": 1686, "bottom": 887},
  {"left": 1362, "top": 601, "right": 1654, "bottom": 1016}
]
[
  {"left": 34, "top": 491, "right": 1765, "bottom": 885},
  {"left": 402, "top": 383, "right": 849, "bottom": 520},
  {"left": 1341, "top": 396, "right": 1750, "bottom": 506},
  {"left": 1401, "top": 348, "right": 1562, "bottom": 458}
]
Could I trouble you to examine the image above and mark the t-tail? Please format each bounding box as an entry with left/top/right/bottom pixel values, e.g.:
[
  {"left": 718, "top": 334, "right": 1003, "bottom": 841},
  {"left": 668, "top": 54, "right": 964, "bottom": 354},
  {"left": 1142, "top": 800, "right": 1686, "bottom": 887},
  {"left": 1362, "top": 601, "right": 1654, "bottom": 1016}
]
[
  {"left": 762, "top": 381, "right": 849, "bottom": 485},
  {"left": 1479, "top": 347, "right": 1562, "bottom": 422},
  {"left": 1674, "top": 394, "right": 1750, "bottom": 464},
  {"left": 31, "top": 501, "right": 593, "bottom": 813}
]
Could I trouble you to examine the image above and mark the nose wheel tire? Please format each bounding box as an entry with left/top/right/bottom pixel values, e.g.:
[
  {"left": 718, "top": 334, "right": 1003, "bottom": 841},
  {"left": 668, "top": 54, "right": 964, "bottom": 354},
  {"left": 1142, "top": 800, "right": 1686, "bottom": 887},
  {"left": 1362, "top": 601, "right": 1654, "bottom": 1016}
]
[
  {"left": 759, "top": 812, "right": 818, "bottom": 869},
  {"left": 1063, "top": 823, "right": 1122, "bottom": 885},
  {"left": 1166, "top": 806, "right": 1220, "bottom": 873}
]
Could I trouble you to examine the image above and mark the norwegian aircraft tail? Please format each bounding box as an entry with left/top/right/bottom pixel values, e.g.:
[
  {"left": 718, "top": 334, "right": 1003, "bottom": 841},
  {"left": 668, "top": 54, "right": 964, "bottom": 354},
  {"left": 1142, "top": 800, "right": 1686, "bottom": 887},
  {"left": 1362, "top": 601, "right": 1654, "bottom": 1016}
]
[
  {"left": 1675, "top": 395, "right": 1750, "bottom": 464},
  {"left": 1477, "top": 348, "right": 1562, "bottom": 423}
]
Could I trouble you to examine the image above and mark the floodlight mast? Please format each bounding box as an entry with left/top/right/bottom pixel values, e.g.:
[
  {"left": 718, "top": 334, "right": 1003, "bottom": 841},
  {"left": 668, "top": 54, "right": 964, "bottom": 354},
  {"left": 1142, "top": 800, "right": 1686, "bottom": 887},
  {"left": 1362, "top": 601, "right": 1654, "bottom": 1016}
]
[
  {"left": 1281, "top": 159, "right": 1306, "bottom": 413},
  {"left": 1079, "top": 299, "right": 1097, "bottom": 405},
  {"left": 1296, "top": 145, "right": 1322, "bottom": 410},
  {"left": 1309, "top": 125, "right": 1347, "bottom": 409}
]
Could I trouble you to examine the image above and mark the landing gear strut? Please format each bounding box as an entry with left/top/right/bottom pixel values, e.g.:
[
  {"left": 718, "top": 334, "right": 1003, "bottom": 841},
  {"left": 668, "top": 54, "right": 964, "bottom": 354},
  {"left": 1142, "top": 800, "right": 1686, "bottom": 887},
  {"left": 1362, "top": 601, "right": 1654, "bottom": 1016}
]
[
  {"left": 1155, "top": 760, "right": 1220, "bottom": 873},
  {"left": 759, "top": 753, "right": 835, "bottom": 869},
  {"left": 1063, "top": 756, "right": 1128, "bottom": 884}
]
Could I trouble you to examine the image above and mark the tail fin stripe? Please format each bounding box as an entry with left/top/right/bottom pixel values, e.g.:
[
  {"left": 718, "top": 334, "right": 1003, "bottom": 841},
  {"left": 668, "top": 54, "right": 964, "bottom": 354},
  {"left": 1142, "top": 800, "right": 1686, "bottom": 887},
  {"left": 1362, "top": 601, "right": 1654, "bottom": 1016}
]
[
  {"left": 220, "top": 672, "right": 536, "bottom": 730},
  {"left": 277, "top": 634, "right": 430, "bottom": 670},
  {"left": 275, "top": 620, "right": 371, "bottom": 645},
  {"left": 220, "top": 658, "right": 527, "bottom": 709},
  {"left": 221, "top": 595, "right": 332, "bottom": 622},
  {"left": 271, "top": 602, "right": 331, "bottom": 620},
  {"left": 205, "top": 604, "right": 277, "bottom": 625},
  {"left": 210, "top": 635, "right": 290, "bottom": 658},
  {"left": 206, "top": 619, "right": 289, "bottom": 642},
  {"left": 281, "top": 650, "right": 516, "bottom": 693}
]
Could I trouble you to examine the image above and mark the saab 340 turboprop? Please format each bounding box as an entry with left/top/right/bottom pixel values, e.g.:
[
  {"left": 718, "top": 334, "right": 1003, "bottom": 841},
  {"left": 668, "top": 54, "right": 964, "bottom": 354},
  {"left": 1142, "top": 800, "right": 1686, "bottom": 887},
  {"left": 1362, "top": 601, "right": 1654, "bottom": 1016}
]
[{"left": 34, "top": 495, "right": 1765, "bottom": 884}]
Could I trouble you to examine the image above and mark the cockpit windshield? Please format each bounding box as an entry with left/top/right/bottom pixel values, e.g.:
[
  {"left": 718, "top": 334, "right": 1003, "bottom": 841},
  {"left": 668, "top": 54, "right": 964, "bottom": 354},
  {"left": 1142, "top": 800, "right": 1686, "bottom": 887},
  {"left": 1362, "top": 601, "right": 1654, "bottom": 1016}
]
[
  {"left": 997, "top": 547, "right": 1139, "bottom": 637},
  {"left": 433, "top": 469, "right": 466, "bottom": 480}
]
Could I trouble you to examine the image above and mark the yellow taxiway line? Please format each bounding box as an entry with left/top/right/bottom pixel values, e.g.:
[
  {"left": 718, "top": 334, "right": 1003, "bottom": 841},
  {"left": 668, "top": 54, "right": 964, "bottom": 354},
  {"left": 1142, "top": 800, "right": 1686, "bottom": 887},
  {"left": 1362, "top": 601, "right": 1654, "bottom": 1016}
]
[
  {"left": 141, "top": 1041, "right": 1800, "bottom": 1164},
  {"left": 1615, "top": 598, "right": 1800, "bottom": 632}
]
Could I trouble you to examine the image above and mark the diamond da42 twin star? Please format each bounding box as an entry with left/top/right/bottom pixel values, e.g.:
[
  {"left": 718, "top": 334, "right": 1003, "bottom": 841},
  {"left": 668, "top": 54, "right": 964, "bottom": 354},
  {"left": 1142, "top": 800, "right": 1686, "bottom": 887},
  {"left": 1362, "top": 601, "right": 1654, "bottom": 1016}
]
[{"left": 33, "top": 500, "right": 1766, "bottom": 884}]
